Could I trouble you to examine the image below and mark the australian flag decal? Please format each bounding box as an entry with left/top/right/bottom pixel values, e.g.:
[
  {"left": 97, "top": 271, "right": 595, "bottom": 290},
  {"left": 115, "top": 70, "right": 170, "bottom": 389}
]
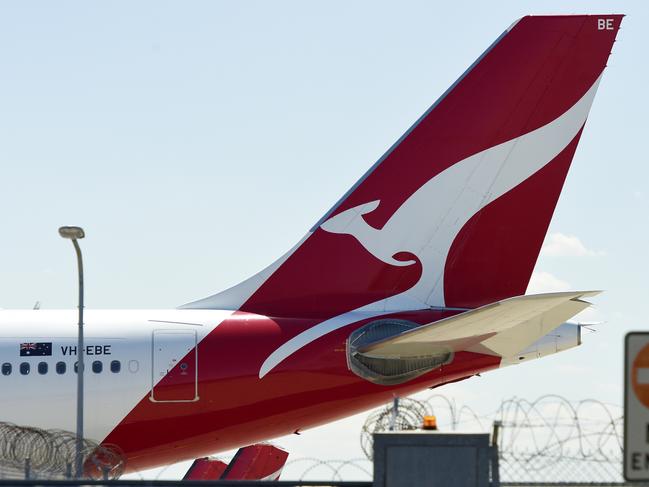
[{"left": 20, "top": 342, "right": 52, "bottom": 356}]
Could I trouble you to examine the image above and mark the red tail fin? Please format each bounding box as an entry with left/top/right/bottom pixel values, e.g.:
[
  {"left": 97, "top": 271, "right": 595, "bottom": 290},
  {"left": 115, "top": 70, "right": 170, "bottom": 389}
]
[{"left": 184, "top": 15, "right": 622, "bottom": 313}]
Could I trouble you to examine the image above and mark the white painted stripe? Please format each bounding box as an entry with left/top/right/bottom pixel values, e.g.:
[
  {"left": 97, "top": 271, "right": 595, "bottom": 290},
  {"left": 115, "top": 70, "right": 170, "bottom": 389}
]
[
  {"left": 259, "top": 309, "right": 386, "bottom": 378},
  {"left": 637, "top": 368, "right": 649, "bottom": 385}
]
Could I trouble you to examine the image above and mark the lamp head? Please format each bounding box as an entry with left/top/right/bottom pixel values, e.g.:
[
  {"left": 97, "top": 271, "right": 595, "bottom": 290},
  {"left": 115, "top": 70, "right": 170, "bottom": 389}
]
[{"left": 58, "top": 226, "right": 85, "bottom": 240}]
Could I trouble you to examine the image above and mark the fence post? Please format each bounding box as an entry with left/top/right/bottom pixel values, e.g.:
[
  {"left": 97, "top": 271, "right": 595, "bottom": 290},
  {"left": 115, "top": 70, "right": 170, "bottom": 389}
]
[
  {"left": 490, "top": 421, "right": 501, "bottom": 487},
  {"left": 389, "top": 396, "right": 400, "bottom": 431},
  {"left": 24, "top": 457, "right": 31, "bottom": 480}
]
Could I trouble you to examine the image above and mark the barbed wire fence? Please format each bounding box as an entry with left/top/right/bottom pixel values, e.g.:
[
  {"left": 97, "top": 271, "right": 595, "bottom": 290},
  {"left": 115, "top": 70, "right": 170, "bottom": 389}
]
[
  {"left": 495, "top": 395, "right": 623, "bottom": 483},
  {"left": 0, "top": 423, "right": 125, "bottom": 480},
  {"left": 0, "top": 395, "right": 627, "bottom": 483},
  {"left": 288, "top": 394, "right": 626, "bottom": 484}
]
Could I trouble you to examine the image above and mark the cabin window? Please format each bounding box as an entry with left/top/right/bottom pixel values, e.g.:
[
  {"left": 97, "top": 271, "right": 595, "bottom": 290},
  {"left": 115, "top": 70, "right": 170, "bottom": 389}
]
[
  {"left": 128, "top": 360, "right": 139, "bottom": 373},
  {"left": 38, "top": 362, "right": 48, "bottom": 375},
  {"left": 92, "top": 361, "right": 102, "bottom": 374},
  {"left": 2, "top": 363, "right": 11, "bottom": 376},
  {"left": 56, "top": 362, "right": 66, "bottom": 375},
  {"left": 20, "top": 362, "right": 30, "bottom": 375},
  {"left": 110, "top": 360, "right": 121, "bottom": 373}
]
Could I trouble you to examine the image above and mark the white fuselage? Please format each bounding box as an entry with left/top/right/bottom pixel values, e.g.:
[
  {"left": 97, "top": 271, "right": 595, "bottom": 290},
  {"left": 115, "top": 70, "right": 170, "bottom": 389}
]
[{"left": 0, "top": 309, "right": 231, "bottom": 443}]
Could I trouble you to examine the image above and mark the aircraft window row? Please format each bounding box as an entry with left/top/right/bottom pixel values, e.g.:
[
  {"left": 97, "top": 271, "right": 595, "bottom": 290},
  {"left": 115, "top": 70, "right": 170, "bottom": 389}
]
[{"left": 1, "top": 360, "right": 125, "bottom": 376}]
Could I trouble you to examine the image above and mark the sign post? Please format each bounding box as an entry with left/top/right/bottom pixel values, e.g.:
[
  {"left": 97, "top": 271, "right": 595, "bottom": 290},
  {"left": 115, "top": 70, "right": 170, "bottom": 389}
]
[{"left": 624, "top": 332, "right": 649, "bottom": 480}]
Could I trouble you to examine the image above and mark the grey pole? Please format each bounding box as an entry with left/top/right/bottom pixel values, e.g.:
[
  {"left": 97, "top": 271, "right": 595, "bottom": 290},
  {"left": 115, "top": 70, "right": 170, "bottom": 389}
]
[
  {"left": 59, "top": 226, "right": 85, "bottom": 479},
  {"left": 389, "top": 396, "right": 399, "bottom": 431}
]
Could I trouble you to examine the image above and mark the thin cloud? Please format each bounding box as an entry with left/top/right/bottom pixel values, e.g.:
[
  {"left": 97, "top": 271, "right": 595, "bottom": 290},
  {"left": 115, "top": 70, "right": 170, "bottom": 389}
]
[
  {"left": 541, "top": 232, "right": 605, "bottom": 257},
  {"left": 526, "top": 271, "right": 571, "bottom": 294}
]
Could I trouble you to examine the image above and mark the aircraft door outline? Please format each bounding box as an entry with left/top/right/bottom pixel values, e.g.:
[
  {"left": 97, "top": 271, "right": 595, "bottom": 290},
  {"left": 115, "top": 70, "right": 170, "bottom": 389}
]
[{"left": 150, "top": 329, "right": 198, "bottom": 403}]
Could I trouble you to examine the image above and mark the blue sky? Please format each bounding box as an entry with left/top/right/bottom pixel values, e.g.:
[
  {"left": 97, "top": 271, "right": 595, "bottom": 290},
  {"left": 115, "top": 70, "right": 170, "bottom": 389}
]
[{"left": 0, "top": 0, "right": 647, "bottom": 479}]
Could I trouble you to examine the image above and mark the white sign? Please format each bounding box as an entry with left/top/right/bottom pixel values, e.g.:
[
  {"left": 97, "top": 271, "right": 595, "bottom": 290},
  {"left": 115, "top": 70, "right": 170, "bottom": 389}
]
[{"left": 625, "top": 332, "right": 649, "bottom": 480}]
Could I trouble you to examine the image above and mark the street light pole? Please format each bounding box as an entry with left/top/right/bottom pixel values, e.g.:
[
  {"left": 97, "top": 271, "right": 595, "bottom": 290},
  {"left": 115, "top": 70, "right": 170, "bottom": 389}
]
[{"left": 58, "top": 226, "right": 85, "bottom": 479}]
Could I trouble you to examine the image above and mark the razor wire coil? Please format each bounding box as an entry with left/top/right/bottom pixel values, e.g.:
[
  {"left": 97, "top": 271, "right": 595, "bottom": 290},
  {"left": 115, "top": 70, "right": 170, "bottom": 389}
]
[{"left": 0, "top": 422, "right": 125, "bottom": 480}]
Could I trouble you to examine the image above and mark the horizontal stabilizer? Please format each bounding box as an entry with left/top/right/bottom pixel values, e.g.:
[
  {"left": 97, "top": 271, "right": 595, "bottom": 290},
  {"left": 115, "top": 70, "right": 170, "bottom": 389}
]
[{"left": 358, "top": 291, "right": 599, "bottom": 359}]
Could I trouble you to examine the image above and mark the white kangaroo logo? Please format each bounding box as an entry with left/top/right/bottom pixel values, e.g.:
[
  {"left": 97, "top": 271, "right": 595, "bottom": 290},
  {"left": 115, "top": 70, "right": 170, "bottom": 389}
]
[
  {"left": 320, "top": 75, "right": 601, "bottom": 309},
  {"left": 259, "top": 75, "right": 602, "bottom": 378},
  {"left": 321, "top": 200, "right": 417, "bottom": 267}
]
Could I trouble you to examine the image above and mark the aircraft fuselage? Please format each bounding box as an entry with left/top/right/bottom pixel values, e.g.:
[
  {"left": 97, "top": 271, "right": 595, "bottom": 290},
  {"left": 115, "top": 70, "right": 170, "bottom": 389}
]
[{"left": 0, "top": 308, "right": 499, "bottom": 471}]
